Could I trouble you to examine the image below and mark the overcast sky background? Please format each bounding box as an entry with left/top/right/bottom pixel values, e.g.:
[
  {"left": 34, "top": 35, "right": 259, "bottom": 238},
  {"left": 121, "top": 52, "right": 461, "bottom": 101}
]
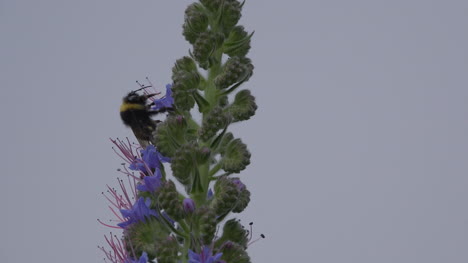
[{"left": 1, "top": 0, "right": 468, "bottom": 262}]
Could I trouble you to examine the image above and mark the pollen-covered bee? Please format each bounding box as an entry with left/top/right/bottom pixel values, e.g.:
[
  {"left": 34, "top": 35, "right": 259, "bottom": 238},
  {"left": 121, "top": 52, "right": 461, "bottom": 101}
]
[{"left": 120, "top": 82, "right": 173, "bottom": 147}]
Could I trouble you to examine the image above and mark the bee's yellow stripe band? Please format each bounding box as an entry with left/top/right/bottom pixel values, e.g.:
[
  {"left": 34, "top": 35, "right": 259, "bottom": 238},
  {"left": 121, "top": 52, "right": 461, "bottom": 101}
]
[{"left": 120, "top": 103, "right": 146, "bottom": 112}]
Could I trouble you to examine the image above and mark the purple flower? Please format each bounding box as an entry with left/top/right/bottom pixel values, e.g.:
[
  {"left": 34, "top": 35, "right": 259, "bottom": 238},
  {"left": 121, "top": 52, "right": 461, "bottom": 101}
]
[
  {"left": 124, "top": 252, "right": 148, "bottom": 263},
  {"left": 118, "top": 197, "right": 158, "bottom": 229},
  {"left": 137, "top": 169, "right": 162, "bottom": 193},
  {"left": 189, "top": 246, "right": 223, "bottom": 263},
  {"left": 151, "top": 84, "right": 174, "bottom": 110},
  {"left": 129, "top": 145, "right": 170, "bottom": 173},
  {"left": 183, "top": 198, "right": 196, "bottom": 213}
]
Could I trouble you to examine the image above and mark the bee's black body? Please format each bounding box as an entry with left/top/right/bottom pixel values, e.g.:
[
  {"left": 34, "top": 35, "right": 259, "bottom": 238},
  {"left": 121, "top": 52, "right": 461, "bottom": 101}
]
[{"left": 120, "top": 89, "right": 171, "bottom": 146}]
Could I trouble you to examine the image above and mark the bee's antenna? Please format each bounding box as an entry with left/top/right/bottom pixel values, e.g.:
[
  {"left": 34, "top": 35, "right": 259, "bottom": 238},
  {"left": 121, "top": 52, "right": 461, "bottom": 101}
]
[
  {"left": 146, "top": 77, "right": 154, "bottom": 87},
  {"left": 134, "top": 80, "right": 152, "bottom": 92}
]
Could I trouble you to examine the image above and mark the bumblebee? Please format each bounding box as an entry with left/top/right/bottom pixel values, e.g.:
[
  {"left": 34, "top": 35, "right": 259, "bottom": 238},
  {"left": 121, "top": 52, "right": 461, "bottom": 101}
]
[{"left": 120, "top": 85, "right": 171, "bottom": 147}]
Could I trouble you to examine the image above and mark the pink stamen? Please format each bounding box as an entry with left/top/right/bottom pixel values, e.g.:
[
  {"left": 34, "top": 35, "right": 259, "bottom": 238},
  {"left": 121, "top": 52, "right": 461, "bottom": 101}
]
[{"left": 110, "top": 138, "right": 140, "bottom": 165}]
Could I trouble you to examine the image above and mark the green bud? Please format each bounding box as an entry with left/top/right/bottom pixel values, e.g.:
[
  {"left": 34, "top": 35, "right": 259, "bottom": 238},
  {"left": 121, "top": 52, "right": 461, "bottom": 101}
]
[
  {"left": 172, "top": 71, "right": 200, "bottom": 91},
  {"left": 217, "top": 132, "right": 234, "bottom": 154},
  {"left": 193, "top": 31, "right": 224, "bottom": 69},
  {"left": 123, "top": 218, "right": 169, "bottom": 259},
  {"left": 232, "top": 185, "right": 250, "bottom": 213},
  {"left": 219, "top": 241, "right": 251, "bottom": 263},
  {"left": 196, "top": 206, "right": 217, "bottom": 245},
  {"left": 212, "top": 176, "right": 240, "bottom": 216},
  {"left": 171, "top": 57, "right": 201, "bottom": 111},
  {"left": 153, "top": 115, "right": 196, "bottom": 157},
  {"left": 220, "top": 138, "right": 250, "bottom": 173},
  {"left": 218, "top": 95, "right": 229, "bottom": 107},
  {"left": 172, "top": 88, "right": 195, "bottom": 111},
  {"left": 172, "top": 65, "right": 200, "bottom": 91},
  {"left": 152, "top": 115, "right": 187, "bottom": 157},
  {"left": 199, "top": 106, "right": 232, "bottom": 141},
  {"left": 215, "top": 219, "right": 248, "bottom": 248},
  {"left": 224, "top": 25, "right": 252, "bottom": 57},
  {"left": 214, "top": 56, "right": 253, "bottom": 90},
  {"left": 227, "top": 89, "right": 257, "bottom": 122},
  {"left": 171, "top": 141, "right": 210, "bottom": 187},
  {"left": 183, "top": 3, "right": 209, "bottom": 44},
  {"left": 155, "top": 236, "right": 180, "bottom": 263},
  {"left": 158, "top": 180, "right": 184, "bottom": 221},
  {"left": 172, "top": 56, "right": 198, "bottom": 74},
  {"left": 220, "top": 0, "right": 242, "bottom": 34}
]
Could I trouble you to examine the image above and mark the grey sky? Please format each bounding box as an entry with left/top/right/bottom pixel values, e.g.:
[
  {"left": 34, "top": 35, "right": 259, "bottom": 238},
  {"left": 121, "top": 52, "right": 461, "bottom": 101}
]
[{"left": 1, "top": 0, "right": 468, "bottom": 262}]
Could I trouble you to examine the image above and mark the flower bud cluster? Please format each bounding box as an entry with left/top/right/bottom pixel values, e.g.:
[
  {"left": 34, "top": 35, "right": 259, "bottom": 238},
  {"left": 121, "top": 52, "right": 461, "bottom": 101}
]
[
  {"left": 183, "top": 3, "right": 209, "bottom": 44},
  {"left": 171, "top": 56, "right": 201, "bottom": 111},
  {"left": 158, "top": 180, "right": 185, "bottom": 221},
  {"left": 212, "top": 176, "right": 250, "bottom": 216},
  {"left": 199, "top": 106, "right": 232, "bottom": 141},
  {"left": 101, "top": 1, "right": 261, "bottom": 262},
  {"left": 214, "top": 56, "right": 253, "bottom": 90},
  {"left": 171, "top": 141, "right": 210, "bottom": 186}
]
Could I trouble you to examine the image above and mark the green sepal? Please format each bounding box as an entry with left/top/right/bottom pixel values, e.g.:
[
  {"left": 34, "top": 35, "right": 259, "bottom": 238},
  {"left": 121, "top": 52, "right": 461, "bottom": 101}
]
[
  {"left": 226, "top": 89, "right": 257, "bottom": 122},
  {"left": 214, "top": 219, "right": 248, "bottom": 248},
  {"left": 190, "top": 168, "right": 204, "bottom": 194},
  {"left": 223, "top": 26, "right": 253, "bottom": 57},
  {"left": 217, "top": 132, "right": 234, "bottom": 155},
  {"left": 210, "top": 127, "right": 228, "bottom": 151},
  {"left": 192, "top": 91, "right": 211, "bottom": 113}
]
